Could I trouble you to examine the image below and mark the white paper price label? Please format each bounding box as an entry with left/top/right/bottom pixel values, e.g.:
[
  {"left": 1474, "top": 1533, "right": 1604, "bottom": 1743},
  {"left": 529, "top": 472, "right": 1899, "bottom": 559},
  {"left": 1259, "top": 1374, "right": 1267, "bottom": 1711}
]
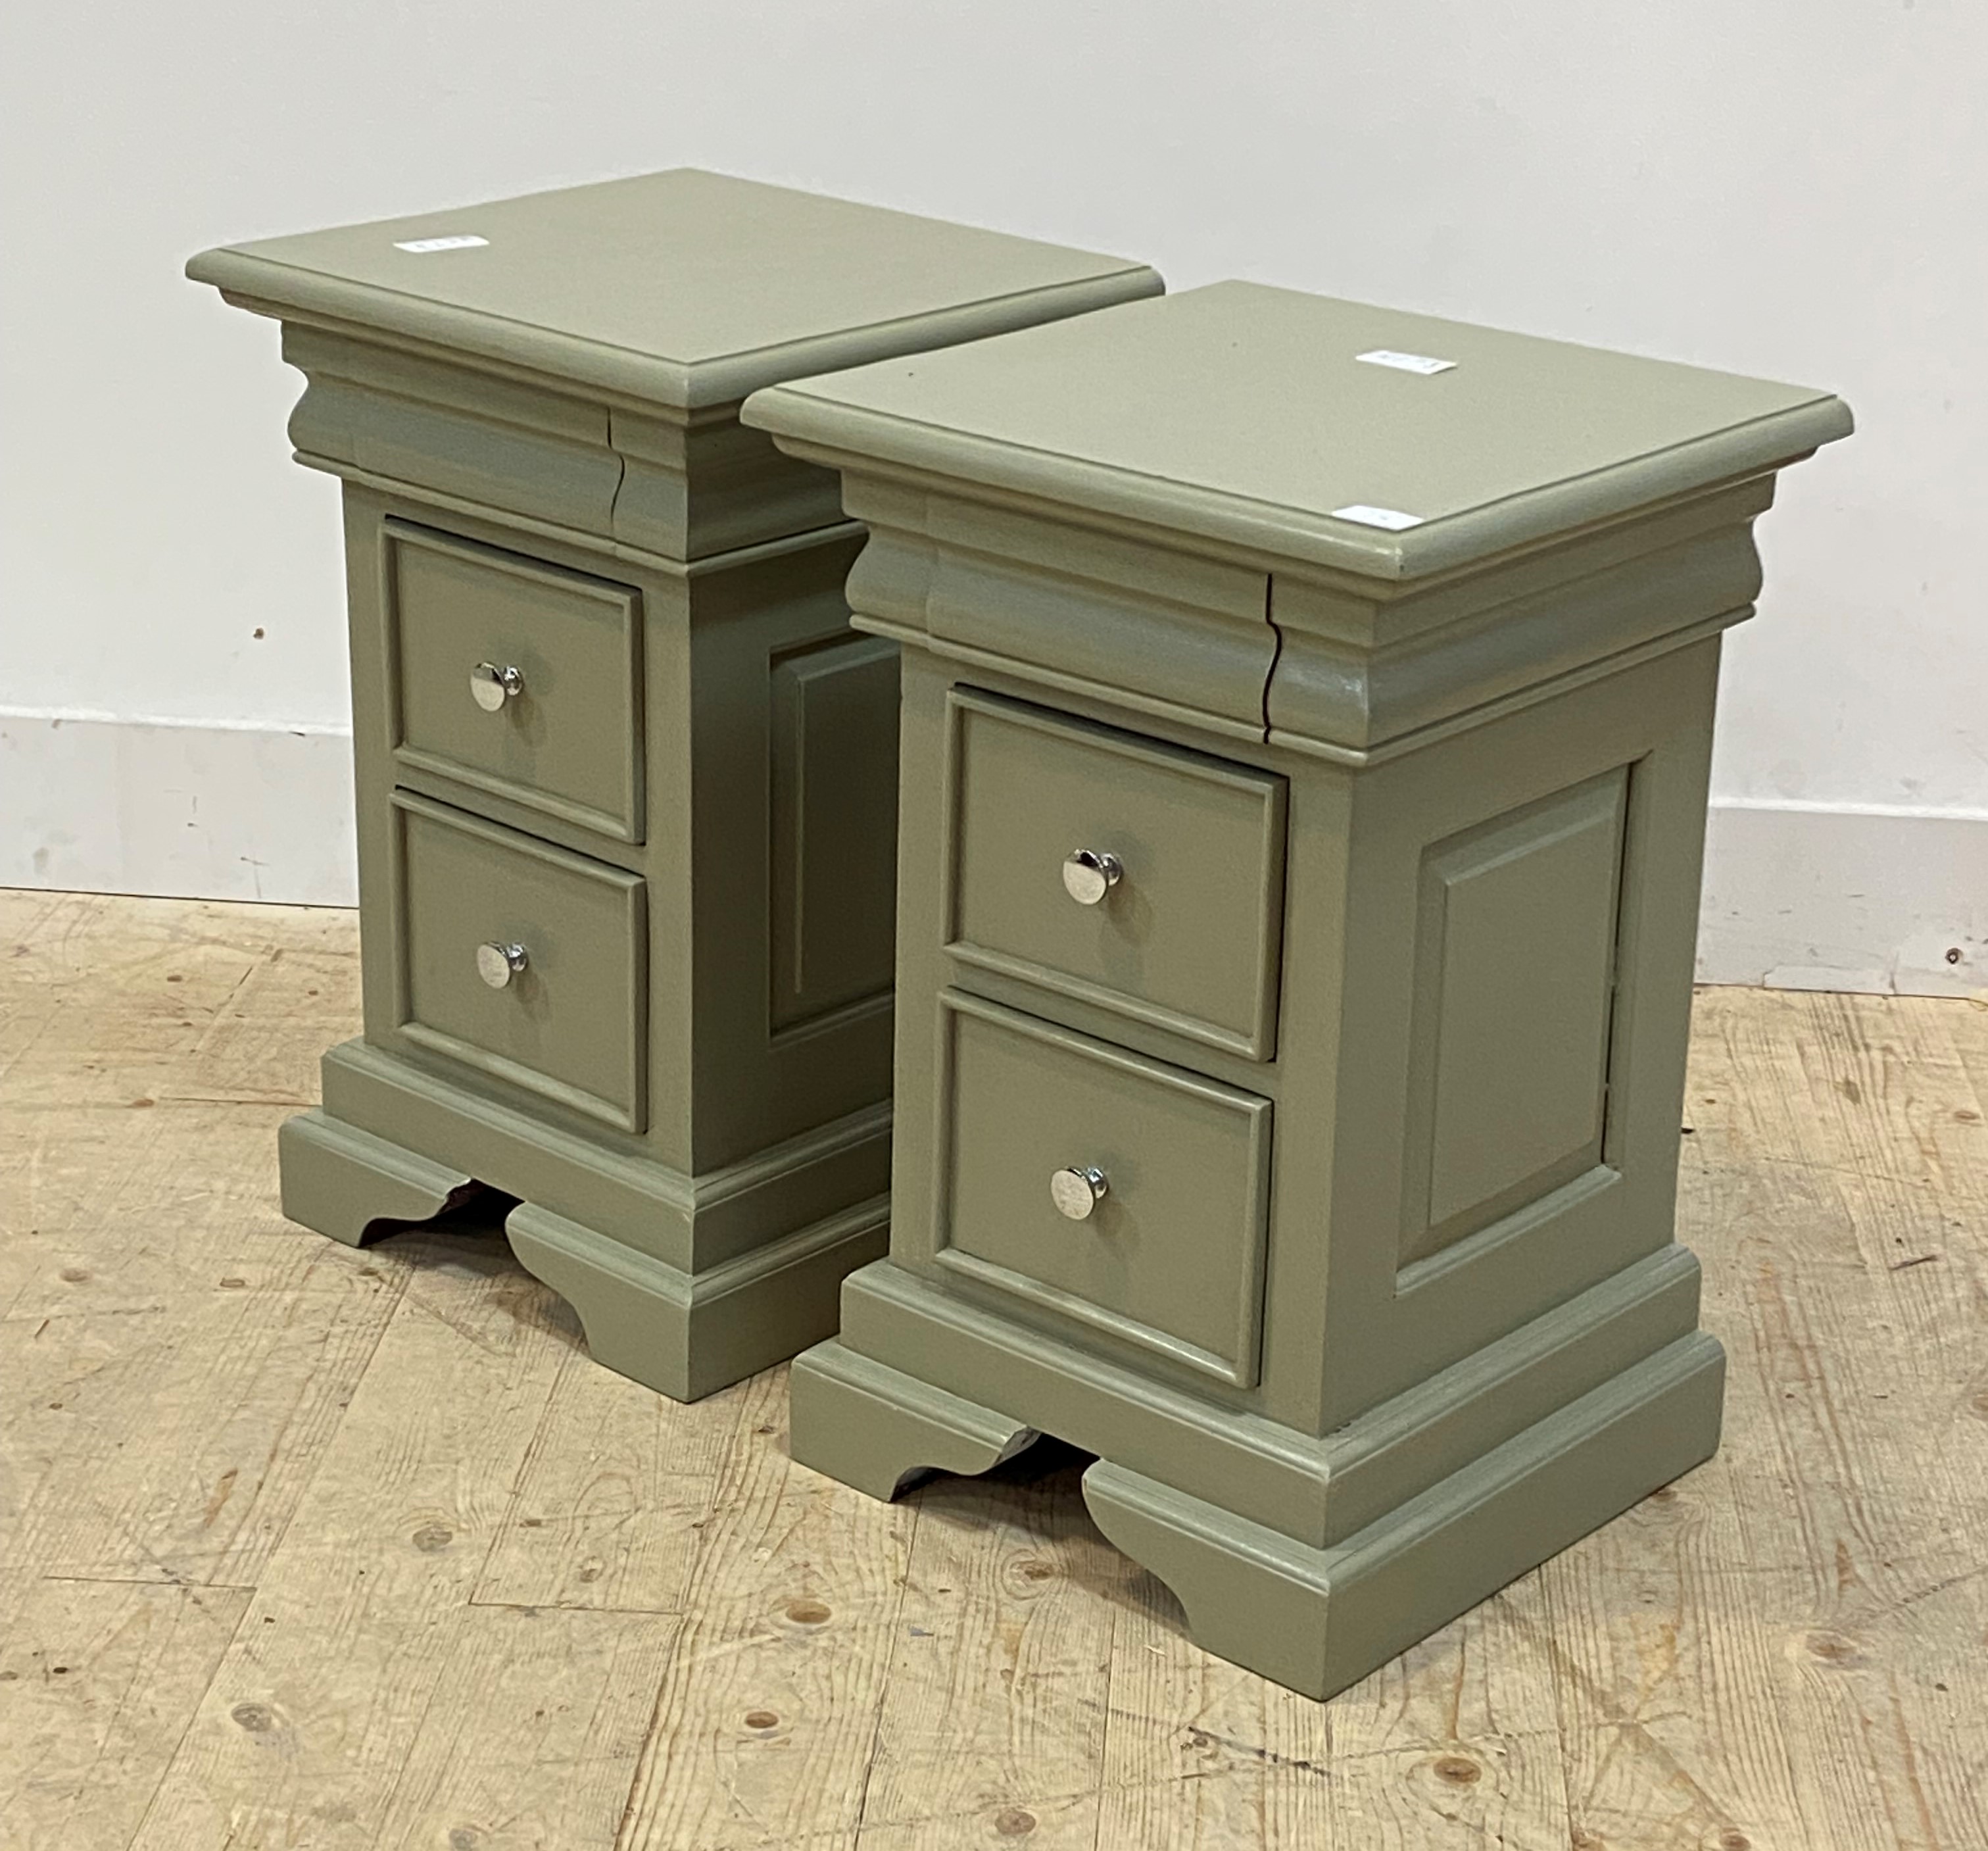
[
  {"left": 393, "top": 234, "right": 489, "bottom": 254},
  {"left": 1355, "top": 349, "right": 1455, "bottom": 376},
  {"left": 1330, "top": 505, "right": 1426, "bottom": 531}
]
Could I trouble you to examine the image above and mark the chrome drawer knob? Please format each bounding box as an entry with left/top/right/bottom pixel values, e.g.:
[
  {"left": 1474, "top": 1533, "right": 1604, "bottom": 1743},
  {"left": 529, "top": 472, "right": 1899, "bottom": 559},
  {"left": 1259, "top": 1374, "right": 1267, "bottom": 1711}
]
[
  {"left": 475, "top": 941, "right": 529, "bottom": 989},
  {"left": 1050, "top": 1165, "right": 1109, "bottom": 1220},
  {"left": 1061, "top": 849, "right": 1123, "bottom": 906},
  {"left": 470, "top": 661, "right": 525, "bottom": 711}
]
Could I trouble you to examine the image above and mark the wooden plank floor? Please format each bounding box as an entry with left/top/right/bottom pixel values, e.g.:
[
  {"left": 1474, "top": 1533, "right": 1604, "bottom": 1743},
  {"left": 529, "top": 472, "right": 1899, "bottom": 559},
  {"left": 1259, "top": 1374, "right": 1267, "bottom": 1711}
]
[{"left": 1, "top": 887, "right": 1982, "bottom": 1850}]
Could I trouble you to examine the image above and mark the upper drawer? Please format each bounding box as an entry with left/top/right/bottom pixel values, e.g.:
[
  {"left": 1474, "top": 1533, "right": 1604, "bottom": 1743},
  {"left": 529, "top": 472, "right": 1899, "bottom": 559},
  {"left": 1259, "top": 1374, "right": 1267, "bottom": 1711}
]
[
  {"left": 943, "top": 689, "right": 1287, "bottom": 1059},
  {"left": 391, "top": 792, "right": 647, "bottom": 1134},
  {"left": 934, "top": 991, "right": 1273, "bottom": 1389},
  {"left": 384, "top": 520, "right": 645, "bottom": 843}
]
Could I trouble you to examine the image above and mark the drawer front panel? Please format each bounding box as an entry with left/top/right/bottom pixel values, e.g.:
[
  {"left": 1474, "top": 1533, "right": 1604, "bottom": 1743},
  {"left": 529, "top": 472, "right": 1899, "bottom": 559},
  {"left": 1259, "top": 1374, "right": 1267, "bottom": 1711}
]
[
  {"left": 392, "top": 792, "right": 647, "bottom": 1133},
  {"left": 385, "top": 520, "right": 644, "bottom": 843},
  {"left": 934, "top": 991, "right": 1272, "bottom": 1388},
  {"left": 944, "top": 689, "right": 1286, "bottom": 1059}
]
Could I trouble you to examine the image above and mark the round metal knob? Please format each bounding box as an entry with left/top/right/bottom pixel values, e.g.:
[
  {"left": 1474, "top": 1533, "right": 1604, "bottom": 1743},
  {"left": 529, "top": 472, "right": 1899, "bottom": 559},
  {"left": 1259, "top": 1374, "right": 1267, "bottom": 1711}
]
[
  {"left": 475, "top": 941, "right": 529, "bottom": 989},
  {"left": 1050, "top": 1165, "right": 1109, "bottom": 1221},
  {"left": 1061, "top": 849, "right": 1123, "bottom": 906},
  {"left": 470, "top": 662, "right": 525, "bottom": 711}
]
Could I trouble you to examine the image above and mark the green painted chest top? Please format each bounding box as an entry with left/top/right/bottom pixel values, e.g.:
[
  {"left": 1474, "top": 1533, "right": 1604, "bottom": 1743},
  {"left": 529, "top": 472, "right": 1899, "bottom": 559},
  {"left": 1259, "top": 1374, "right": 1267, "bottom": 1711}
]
[
  {"left": 189, "top": 168, "right": 1161, "bottom": 559},
  {"left": 743, "top": 280, "right": 1850, "bottom": 1696},
  {"left": 188, "top": 170, "right": 1161, "bottom": 1401}
]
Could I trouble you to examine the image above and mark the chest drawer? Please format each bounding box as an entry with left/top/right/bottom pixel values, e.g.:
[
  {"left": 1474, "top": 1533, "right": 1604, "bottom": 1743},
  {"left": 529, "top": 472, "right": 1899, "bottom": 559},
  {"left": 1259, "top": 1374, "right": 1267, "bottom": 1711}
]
[
  {"left": 944, "top": 689, "right": 1286, "bottom": 1059},
  {"left": 391, "top": 792, "right": 647, "bottom": 1133},
  {"left": 384, "top": 520, "right": 644, "bottom": 843},
  {"left": 933, "top": 991, "right": 1272, "bottom": 1389}
]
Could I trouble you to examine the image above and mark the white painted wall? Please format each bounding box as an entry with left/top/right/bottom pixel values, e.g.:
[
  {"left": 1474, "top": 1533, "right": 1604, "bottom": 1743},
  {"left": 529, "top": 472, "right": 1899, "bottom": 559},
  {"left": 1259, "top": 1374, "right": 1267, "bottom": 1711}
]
[{"left": 3, "top": 1, "right": 1983, "bottom": 989}]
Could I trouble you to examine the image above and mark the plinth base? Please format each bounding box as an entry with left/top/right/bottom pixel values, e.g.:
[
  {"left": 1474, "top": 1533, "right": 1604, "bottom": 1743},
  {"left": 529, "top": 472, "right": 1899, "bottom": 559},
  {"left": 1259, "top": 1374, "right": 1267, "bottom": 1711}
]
[
  {"left": 278, "top": 1065, "right": 889, "bottom": 1402},
  {"left": 788, "top": 1324, "right": 1722, "bottom": 1700}
]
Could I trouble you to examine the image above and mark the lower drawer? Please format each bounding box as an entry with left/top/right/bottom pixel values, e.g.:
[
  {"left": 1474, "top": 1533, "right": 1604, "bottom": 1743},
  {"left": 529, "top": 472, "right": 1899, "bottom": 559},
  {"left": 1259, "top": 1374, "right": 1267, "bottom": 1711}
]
[
  {"left": 390, "top": 792, "right": 648, "bottom": 1133},
  {"left": 932, "top": 990, "right": 1273, "bottom": 1389}
]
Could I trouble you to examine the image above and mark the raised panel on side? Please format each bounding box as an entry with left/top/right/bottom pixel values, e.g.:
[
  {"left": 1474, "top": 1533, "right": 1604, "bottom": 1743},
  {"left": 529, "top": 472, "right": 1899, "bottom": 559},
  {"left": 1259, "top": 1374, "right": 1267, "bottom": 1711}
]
[
  {"left": 1399, "top": 767, "right": 1629, "bottom": 1268},
  {"left": 933, "top": 991, "right": 1272, "bottom": 1389},
  {"left": 768, "top": 633, "right": 900, "bottom": 1033}
]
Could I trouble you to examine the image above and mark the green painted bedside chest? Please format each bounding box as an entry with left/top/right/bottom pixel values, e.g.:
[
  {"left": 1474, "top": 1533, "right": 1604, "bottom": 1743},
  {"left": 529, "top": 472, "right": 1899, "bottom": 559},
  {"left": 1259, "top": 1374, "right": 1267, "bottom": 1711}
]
[
  {"left": 743, "top": 282, "right": 1851, "bottom": 1696},
  {"left": 187, "top": 170, "right": 1160, "bottom": 1400}
]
